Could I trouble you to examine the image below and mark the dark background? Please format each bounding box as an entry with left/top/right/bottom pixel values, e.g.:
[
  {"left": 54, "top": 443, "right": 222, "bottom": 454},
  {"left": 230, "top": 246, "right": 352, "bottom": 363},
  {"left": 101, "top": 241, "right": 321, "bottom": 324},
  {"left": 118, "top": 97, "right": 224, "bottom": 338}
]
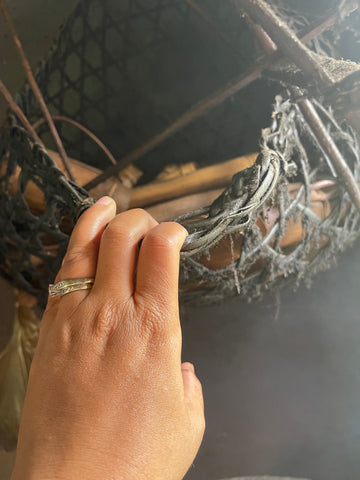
[{"left": 182, "top": 237, "right": 360, "bottom": 480}]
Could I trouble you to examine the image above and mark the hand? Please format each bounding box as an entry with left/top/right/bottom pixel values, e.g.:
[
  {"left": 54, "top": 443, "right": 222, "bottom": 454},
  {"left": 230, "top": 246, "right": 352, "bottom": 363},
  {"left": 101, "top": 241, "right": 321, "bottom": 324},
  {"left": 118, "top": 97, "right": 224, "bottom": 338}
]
[{"left": 11, "top": 198, "right": 205, "bottom": 480}]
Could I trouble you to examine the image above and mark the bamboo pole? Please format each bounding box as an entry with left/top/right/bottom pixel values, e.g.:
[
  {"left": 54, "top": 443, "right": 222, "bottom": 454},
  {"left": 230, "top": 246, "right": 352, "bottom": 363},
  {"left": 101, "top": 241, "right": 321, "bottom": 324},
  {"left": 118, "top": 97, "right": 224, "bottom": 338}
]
[{"left": 130, "top": 153, "right": 257, "bottom": 208}]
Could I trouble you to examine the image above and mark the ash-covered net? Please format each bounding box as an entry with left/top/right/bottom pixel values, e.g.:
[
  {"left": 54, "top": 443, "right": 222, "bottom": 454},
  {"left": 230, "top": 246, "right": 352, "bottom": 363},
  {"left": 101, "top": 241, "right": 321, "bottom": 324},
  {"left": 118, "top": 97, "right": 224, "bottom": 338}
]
[
  {"left": 179, "top": 94, "right": 360, "bottom": 304},
  {"left": 0, "top": 123, "right": 92, "bottom": 308},
  {"left": 1, "top": 0, "right": 360, "bottom": 307}
]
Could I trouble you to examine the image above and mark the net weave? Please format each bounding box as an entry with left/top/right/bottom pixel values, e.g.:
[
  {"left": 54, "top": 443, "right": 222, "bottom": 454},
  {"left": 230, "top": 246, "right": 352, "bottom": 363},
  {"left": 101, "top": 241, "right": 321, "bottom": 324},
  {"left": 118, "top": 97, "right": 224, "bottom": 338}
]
[
  {"left": 179, "top": 93, "right": 360, "bottom": 304},
  {"left": 0, "top": 122, "right": 92, "bottom": 308}
]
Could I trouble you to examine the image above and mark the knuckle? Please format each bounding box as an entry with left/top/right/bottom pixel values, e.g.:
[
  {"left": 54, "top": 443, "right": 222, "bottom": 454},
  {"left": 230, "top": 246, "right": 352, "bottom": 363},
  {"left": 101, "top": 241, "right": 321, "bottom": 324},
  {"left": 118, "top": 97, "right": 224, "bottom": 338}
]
[
  {"left": 62, "top": 245, "right": 89, "bottom": 270},
  {"left": 130, "top": 208, "right": 152, "bottom": 220},
  {"left": 144, "top": 230, "right": 176, "bottom": 251},
  {"left": 103, "top": 222, "right": 135, "bottom": 246},
  {"left": 54, "top": 323, "right": 75, "bottom": 352},
  {"left": 130, "top": 208, "right": 157, "bottom": 227},
  {"left": 140, "top": 307, "right": 167, "bottom": 336},
  {"left": 91, "top": 298, "right": 132, "bottom": 339},
  {"left": 92, "top": 301, "right": 120, "bottom": 338},
  {"left": 135, "top": 302, "right": 179, "bottom": 344}
]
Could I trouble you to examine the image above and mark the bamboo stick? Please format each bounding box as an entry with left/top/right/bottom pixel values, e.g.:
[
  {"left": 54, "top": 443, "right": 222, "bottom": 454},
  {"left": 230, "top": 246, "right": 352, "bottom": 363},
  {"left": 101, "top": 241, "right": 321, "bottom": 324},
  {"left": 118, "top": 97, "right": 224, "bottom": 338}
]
[
  {"left": 147, "top": 189, "right": 224, "bottom": 221},
  {"left": 130, "top": 153, "right": 257, "bottom": 208}
]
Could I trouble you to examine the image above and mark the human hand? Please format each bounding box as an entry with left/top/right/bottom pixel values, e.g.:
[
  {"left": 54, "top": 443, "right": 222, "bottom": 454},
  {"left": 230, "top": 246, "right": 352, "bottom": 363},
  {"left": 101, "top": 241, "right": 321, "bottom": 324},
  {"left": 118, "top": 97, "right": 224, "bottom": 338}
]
[{"left": 11, "top": 198, "right": 205, "bottom": 480}]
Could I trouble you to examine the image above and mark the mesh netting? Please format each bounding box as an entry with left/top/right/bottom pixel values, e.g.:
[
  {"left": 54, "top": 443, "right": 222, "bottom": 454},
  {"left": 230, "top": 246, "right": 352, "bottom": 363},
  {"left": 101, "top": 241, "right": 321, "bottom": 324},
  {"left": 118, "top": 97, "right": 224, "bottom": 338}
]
[
  {"left": 0, "top": 122, "right": 92, "bottom": 308},
  {"left": 179, "top": 93, "right": 360, "bottom": 304},
  {"left": 1, "top": 0, "right": 360, "bottom": 308},
  {"left": 17, "top": 0, "right": 266, "bottom": 177}
]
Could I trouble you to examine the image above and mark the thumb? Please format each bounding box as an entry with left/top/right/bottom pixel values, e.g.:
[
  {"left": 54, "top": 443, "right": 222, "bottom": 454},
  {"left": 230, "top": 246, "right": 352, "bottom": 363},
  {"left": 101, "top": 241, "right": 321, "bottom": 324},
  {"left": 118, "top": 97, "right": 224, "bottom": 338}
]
[{"left": 182, "top": 362, "right": 205, "bottom": 432}]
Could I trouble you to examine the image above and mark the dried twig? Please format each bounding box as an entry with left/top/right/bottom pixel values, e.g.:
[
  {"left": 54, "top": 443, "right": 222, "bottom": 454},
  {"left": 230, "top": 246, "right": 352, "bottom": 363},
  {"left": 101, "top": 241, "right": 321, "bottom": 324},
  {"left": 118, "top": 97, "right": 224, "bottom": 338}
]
[
  {"left": 244, "top": 14, "right": 277, "bottom": 54},
  {"left": 233, "top": 0, "right": 334, "bottom": 88},
  {"left": 0, "top": 0, "right": 76, "bottom": 181},
  {"left": 32, "top": 116, "right": 117, "bottom": 166},
  {"left": 0, "top": 79, "right": 43, "bottom": 144},
  {"left": 294, "top": 88, "right": 360, "bottom": 211}
]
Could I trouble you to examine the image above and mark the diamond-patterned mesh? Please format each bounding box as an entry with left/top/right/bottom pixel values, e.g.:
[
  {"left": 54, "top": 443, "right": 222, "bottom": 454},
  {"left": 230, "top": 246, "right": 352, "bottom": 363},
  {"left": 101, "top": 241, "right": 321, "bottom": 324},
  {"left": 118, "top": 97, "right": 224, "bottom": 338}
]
[
  {"left": 17, "top": 0, "right": 270, "bottom": 180},
  {"left": 0, "top": 123, "right": 91, "bottom": 308}
]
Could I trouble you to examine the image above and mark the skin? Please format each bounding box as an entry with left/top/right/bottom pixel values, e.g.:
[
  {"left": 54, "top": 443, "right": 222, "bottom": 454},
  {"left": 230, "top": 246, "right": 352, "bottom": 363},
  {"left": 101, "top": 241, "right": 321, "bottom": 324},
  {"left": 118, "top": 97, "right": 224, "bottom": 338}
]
[{"left": 11, "top": 197, "right": 205, "bottom": 480}]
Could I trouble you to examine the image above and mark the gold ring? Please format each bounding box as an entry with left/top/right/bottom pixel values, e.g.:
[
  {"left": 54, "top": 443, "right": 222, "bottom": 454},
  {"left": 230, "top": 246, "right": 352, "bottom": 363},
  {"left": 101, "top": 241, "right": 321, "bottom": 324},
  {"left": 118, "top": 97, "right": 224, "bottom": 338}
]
[{"left": 48, "top": 277, "right": 95, "bottom": 298}]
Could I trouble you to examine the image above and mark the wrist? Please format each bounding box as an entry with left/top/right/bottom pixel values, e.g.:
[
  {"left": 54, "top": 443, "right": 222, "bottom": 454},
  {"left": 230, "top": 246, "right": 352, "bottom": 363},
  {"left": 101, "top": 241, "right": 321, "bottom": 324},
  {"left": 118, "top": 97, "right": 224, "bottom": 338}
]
[{"left": 11, "top": 459, "right": 147, "bottom": 480}]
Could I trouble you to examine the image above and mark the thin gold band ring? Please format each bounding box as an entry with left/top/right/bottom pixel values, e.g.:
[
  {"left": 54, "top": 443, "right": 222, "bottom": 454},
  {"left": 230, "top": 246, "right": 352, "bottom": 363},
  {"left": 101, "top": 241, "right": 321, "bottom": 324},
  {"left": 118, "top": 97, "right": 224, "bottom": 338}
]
[{"left": 48, "top": 278, "right": 95, "bottom": 298}]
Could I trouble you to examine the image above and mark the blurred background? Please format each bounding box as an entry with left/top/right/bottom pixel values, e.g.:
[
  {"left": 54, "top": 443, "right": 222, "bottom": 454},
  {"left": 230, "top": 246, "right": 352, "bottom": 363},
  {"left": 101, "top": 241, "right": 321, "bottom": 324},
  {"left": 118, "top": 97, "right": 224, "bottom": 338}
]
[{"left": 1, "top": 1, "right": 360, "bottom": 479}]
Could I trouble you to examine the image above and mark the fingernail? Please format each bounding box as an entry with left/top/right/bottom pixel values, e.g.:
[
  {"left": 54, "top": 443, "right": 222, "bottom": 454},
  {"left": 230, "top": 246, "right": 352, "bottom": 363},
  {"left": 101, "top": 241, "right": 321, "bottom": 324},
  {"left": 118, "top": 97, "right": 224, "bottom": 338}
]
[
  {"left": 175, "top": 224, "right": 188, "bottom": 243},
  {"left": 181, "top": 225, "right": 189, "bottom": 237},
  {"left": 95, "top": 196, "right": 113, "bottom": 206},
  {"left": 182, "top": 362, "right": 195, "bottom": 373},
  {"left": 179, "top": 226, "right": 189, "bottom": 248}
]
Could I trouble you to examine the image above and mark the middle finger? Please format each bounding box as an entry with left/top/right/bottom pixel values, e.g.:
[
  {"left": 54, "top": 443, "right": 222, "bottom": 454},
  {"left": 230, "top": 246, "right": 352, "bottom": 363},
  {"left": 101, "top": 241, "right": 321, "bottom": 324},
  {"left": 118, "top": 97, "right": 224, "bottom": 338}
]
[{"left": 93, "top": 209, "right": 158, "bottom": 302}]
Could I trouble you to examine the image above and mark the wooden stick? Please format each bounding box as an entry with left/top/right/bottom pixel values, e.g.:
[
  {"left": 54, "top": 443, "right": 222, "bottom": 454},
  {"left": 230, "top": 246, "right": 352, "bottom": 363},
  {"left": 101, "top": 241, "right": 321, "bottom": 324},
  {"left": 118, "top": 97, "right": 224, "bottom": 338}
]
[
  {"left": 295, "top": 91, "right": 360, "bottom": 212},
  {"left": 26, "top": 186, "right": 334, "bottom": 275},
  {"left": 50, "top": 152, "right": 133, "bottom": 211},
  {"left": 2, "top": 141, "right": 338, "bottom": 278},
  {"left": 146, "top": 183, "right": 335, "bottom": 223},
  {"left": 147, "top": 189, "right": 224, "bottom": 221},
  {"left": 233, "top": 0, "right": 334, "bottom": 89},
  {"left": 0, "top": 80, "right": 43, "bottom": 144},
  {"left": 32, "top": 116, "right": 118, "bottom": 166},
  {"left": 130, "top": 153, "right": 257, "bottom": 208}
]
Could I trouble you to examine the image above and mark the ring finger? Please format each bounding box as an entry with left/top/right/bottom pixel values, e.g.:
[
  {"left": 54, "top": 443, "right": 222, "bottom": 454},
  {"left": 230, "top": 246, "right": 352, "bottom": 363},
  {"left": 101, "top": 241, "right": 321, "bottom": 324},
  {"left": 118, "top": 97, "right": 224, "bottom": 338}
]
[{"left": 49, "top": 196, "right": 117, "bottom": 308}]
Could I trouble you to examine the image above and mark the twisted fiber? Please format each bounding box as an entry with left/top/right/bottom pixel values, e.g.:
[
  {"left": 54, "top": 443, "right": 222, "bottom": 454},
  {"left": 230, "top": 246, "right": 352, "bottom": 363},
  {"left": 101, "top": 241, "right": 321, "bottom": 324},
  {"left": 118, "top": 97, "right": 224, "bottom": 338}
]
[{"left": 178, "top": 149, "right": 292, "bottom": 257}]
